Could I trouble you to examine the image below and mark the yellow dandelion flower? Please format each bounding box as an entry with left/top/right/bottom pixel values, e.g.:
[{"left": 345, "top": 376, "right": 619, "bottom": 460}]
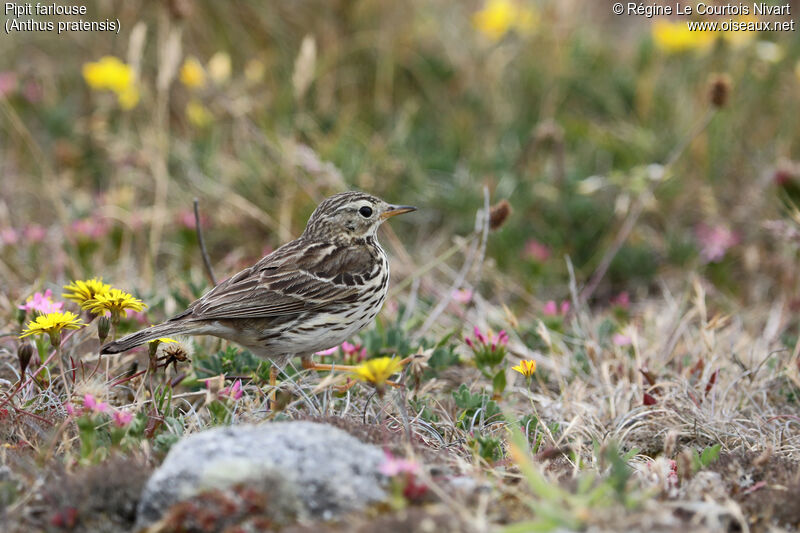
[
  {"left": 186, "top": 99, "right": 213, "bottom": 127},
  {"left": 180, "top": 56, "right": 206, "bottom": 89},
  {"left": 82, "top": 288, "right": 146, "bottom": 318},
  {"left": 83, "top": 56, "right": 133, "bottom": 93},
  {"left": 82, "top": 56, "right": 139, "bottom": 110},
  {"left": 511, "top": 359, "right": 536, "bottom": 377},
  {"left": 473, "top": 0, "right": 515, "bottom": 41},
  {"left": 352, "top": 357, "right": 405, "bottom": 386},
  {"left": 652, "top": 20, "right": 715, "bottom": 54},
  {"left": 63, "top": 278, "right": 111, "bottom": 306},
  {"left": 19, "top": 311, "right": 85, "bottom": 344},
  {"left": 473, "top": 0, "right": 538, "bottom": 42}
]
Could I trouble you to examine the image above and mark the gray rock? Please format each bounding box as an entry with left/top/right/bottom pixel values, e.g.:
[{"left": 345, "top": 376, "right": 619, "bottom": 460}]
[{"left": 135, "top": 421, "right": 388, "bottom": 528}]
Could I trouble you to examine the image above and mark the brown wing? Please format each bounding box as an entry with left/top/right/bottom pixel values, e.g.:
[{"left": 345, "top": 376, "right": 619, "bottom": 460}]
[{"left": 176, "top": 240, "right": 375, "bottom": 321}]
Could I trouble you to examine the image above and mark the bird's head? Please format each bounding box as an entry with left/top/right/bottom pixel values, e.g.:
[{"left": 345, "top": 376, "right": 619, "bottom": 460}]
[{"left": 302, "top": 191, "right": 416, "bottom": 242}]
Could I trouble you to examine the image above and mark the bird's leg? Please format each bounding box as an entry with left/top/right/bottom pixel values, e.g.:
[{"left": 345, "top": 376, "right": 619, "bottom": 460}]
[
  {"left": 301, "top": 356, "right": 358, "bottom": 372},
  {"left": 301, "top": 355, "right": 414, "bottom": 372},
  {"left": 268, "top": 365, "right": 278, "bottom": 409},
  {"left": 333, "top": 378, "right": 357, "bottom": 393}
]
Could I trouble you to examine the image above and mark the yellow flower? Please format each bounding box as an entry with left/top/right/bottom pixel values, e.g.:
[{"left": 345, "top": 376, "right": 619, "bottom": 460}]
[
  {"left": 352, "top": 357, "right": 404, "bottom": 386},
  {"left": 83, "top": 56, "right": 133, "bottom": 93},
  {"left": 82, "top": 56, "right": 139, "bottom": 109},
  {"left": 19, "top": 311, "right": 85, "bottom": 342},
  {"left": 149, "top": 336, "right": 178, "bottom": 345},
  {"left": 63, "top": 278, "right": 111, "bottom": 306},
  {"left": 186, "top": 99, "right": 213, "bottom": 127},
  {"left": 473, "top": 0, "right": 538, "bottom": 42},
  {"left": 180, "top": 56, "right": 206, "bottom": 89},
  {"left": 82, "top": 288, "right": 146, "bottom": 318},
  {"left": 652, "top": 20, "right": 714, "bottom": 54},
  {"left": 511, "top": 359, "right": 536, "bottom": 377}
]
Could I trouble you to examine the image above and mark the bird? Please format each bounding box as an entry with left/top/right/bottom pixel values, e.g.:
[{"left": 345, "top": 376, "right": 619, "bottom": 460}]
[{"left": 101, "top": 191, "right": 416, "bottom": 386}]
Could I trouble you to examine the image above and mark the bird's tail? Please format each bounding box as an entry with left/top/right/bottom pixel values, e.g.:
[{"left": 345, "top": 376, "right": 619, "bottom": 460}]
[{"left": 101, "top": 322, "right": 190, "bottom": 354}]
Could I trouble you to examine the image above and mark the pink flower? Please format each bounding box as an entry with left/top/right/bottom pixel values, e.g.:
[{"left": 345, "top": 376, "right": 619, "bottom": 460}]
[
  {"left": 497, "top": 329, "right": 508, "bottom": 346},
  {"left": 23, "top": 224, "right": 46, "bottom": 243},
  {"left": 611, "top": 291, "right": 630, "bottom": 309},
  {"left": 315, "top": 346, "right": 339, "bottom": 356},
  {"left": 0, "top": 71, "right": 17, "bottom": 98},
  {"left": 342, "top": 341, "right": 367, "bottom": 361},
  {"left": 1, "top": 228, "right": 19, "bottom": 246},
  {"left": 695, "top": 223, "right": 739, "bottom": 263},
  {"left": 18, "top": 289, "right": 64, "bottom": 314},
  {"left": 523, "top": 239, "right": 551, "bottom": 262},
  {"left": 379, "top": 450, "right": 420, "bottom": 477},
  {"left": 452, "top": 289, "right": 473, "bottom": 304},
  {"left": 466, "top": 327, "right": 508, "bottom": 352},
  {"left": 220, "top": 379, "right": 243, "bottom": 401},
  {"left": 65, "top": 403, "right": 76, "bottom": 416},
  {"left": 71, "top": 216, "right": 111, "bottom": 240},
  {"left": 178, "top": 210, "right": 196, "bottom": 229},
  {"left": 543, "top": 300, "right": 570, "bottom": 317},
  {"left": 612, "top": 333, "right": 632, "bottom": 346},
  {"left": 177, "top": 210, "right": 210, "bottom": 230},
  {"left": 112, "top": 410, "right": 134, "bottom": 427},
  {"left": 124, "top": 309, "right": 149, "bottom": 324},
  {"left": 342, "top": 341, "right": 357, "bottom": 353},
  {"left": 83, "top": 394, "right": 109, "bottom": 413}
]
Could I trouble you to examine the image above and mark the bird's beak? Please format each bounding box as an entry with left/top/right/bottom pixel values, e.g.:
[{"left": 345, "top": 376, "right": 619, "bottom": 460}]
[{"left": 381, "top": 205, "right": 417, "bottom": 219}]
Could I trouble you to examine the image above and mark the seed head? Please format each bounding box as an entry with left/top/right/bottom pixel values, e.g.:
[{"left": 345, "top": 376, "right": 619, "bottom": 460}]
[
  {"left": 489, "top": 200, "right": 512, "bottom": 230},
  {"left": 708, "top": 73, "right": 732, "bottom": 109}
]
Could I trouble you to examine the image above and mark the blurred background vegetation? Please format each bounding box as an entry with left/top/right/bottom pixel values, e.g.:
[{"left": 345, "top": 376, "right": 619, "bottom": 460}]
[{"left": 2, "top": 0, "right": 800, "bottom": 316}]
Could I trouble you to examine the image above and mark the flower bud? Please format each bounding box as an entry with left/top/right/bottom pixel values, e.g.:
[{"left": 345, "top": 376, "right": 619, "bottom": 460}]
[
  {"left": 18, "top": 342, "right": 33, "bottom": 376},
  {"left": 97, "top": 316, "right": 111, "bottom": 344}
]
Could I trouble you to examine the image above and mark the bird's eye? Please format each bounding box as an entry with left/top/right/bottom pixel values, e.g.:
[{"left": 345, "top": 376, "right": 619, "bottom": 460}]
[{"left": 358, "top": 206, "right": 373, "bottom": 218}]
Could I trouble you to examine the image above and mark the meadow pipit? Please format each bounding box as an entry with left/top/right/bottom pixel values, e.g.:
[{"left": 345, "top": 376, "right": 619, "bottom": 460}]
[{"left": 101, "top": 192, "right": 416, "bottom": 384}]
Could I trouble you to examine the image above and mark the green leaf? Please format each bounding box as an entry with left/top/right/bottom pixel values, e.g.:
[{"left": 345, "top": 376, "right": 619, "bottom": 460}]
[
  {"left": 493, "top": 369, "right": 507, "bottom": 396},
  {"left": 452, "top": 384, "right": 477, "bottom": 409},
  {"left": 699, "top": 444, "right": 721, "bottom": 467}
]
